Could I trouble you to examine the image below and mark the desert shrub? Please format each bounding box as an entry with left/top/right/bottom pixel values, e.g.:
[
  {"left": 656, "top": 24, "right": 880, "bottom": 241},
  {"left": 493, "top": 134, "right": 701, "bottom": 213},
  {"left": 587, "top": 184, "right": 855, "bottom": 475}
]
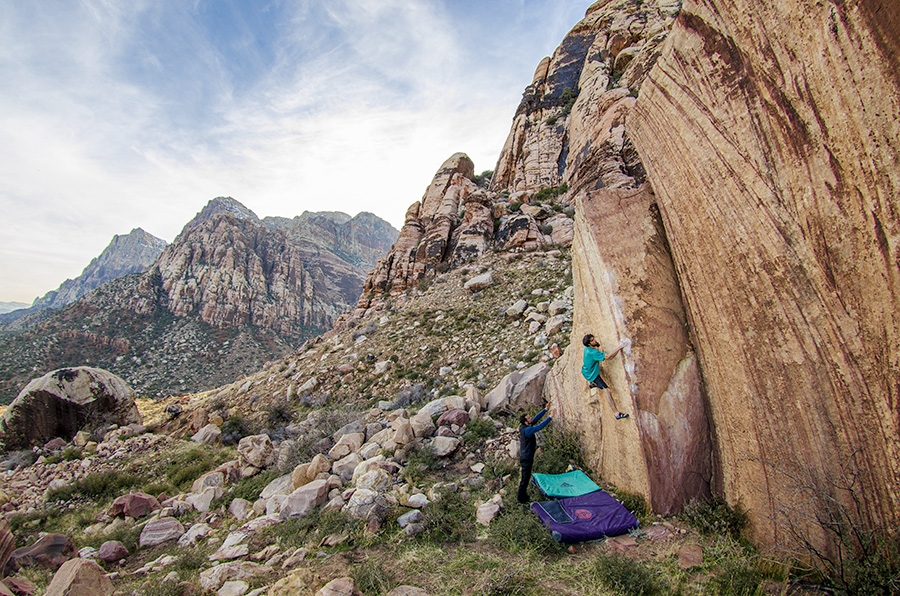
[
  {"left": 253, "top": 507, "right": 360, "bottom": 552},
  {"left": 481, "top": 455, "right": 518, "bottom": 483},
  {"left": 286, "top": 408, "right": 358, "bottom": 463},
  {"left": 47, "top": 470, "right": 141, "bottom": 502},
  {"left": 221, "top": 415, "right": 250, "bottom": 445},
  {"left": 422, "top": 488, "right": 475, "bottom": 544},
  {"left": 43, "top": 446, "right": 83, "bottom": 464},
  {"left": 129, "top": 580, "right": 184, "bottom": 596},
  {"left": 402, "top": 443, "right": 440, "bottom": 484},
  {"left": 0, "top": 450, "right": 37, "bottom": 471},
  {"left": 253, "top": 516, "right": 310, "bottom": 551},
  {"left": 592, "top": 550, "right": 660, "bottom": 595},
  {"left": 508, "top": 202, "right": 522, "bottom": 213},
  {"left": 165, "top": 446, "right": 223, "bottom": 490},
  {"left": 80, "top": 521, "right": 142, "bottom": 553},
  {"left": 613, "top": 488, "right": 650, "bottom": 520},
  {"left": 488, "top": 499, "right": 566, "bottom": 556},
  {"left": 681, "top": 497, "right": 748, "bottom": 539},
  {"left": 142, "top": 481, "right": 177, "bottom": 499},
  {"left": 839, "top": 532, "right": 900, "bottom": 595},
  {"left": 483, "top": 572, "right": 537, "bottom": 596},
  {"left": 534, "top": 183, "right": 569, "bottom": 203},
  {"left": 172, "top": 545, "right": 212, "bottom": 574},
  {"left": 266, "top": 401, "right": 293, "bottom": 427},
  {"left": 559, "top": 86, "right": 578, "bottom": 116},
  {"left": 350, "top": 558, "right": 396, "bottom": 595},
  {"left": 7, "top": 508, "right": 63, "bottom": 536},
  {"left": 774, "top": 451, "right": 900, "bottom": 595},
  {"left": 473, "top": 170, "right": 494, "bottom": 188},
  {"left": 230, "top": 469, "right": 279, "bottom": 503},
  {"left": 534, "top": 427, "right": 585, "bottom": 474},
  {"left": 315, "top": 508, "right": 362, "bottom": 540},
  {"left": 707, "top": 558, "right": 767, "bottom": 596},
  {"left": 463, "top": 417, "right": 497, "bottom": 445}
]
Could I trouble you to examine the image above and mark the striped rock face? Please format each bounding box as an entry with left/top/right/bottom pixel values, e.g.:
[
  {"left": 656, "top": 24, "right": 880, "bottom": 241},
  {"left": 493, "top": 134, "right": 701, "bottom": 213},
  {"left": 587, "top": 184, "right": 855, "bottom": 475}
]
[{"left": 630, "top": 0, "right": 900, "bottom": 551}]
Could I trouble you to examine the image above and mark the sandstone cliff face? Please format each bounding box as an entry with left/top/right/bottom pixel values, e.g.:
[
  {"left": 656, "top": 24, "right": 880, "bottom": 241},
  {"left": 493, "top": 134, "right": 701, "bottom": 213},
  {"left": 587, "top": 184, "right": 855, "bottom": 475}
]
[
  {"left": 352, "top": 1, "right": 685, "bottom": 318},
  {"left": 347, "top": 146, "right": 586, "bottom": 328},
  {"left": 350, "top": 152, "right": 578, "bottom": 323},
  {"left": 486, "top": 0, "right": 711, "bottom": 515},
  {"left": 492, "top": 0, "right": 680, "bottom": 195},
  {"left": 629, "top": 0, "right": 900, "bottom": 550},
  {"left": 545, "top": 185, "right": 711, "bottom": 515},
  {"left": 264, "top": 211, "right": 397, "bottom": 271},
  {"left": 357, "top": 153, "right": 478, "bottom": 303}
]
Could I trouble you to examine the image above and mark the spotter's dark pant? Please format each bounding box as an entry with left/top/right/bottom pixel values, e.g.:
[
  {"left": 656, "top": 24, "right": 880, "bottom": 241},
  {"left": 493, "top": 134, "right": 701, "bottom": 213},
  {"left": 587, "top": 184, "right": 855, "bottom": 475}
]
[{"left": 518, "top": 457, "right": 534, "bottom": 503}]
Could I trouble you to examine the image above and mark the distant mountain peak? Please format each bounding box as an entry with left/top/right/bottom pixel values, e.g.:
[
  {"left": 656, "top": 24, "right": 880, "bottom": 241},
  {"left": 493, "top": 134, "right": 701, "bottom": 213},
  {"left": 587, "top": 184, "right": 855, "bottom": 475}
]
[
  {"left": 27, "top": 228, "right": 168, "bottom": 313},
  {"left": 183, "top": 197, "right": 260, "bottom": 233}
]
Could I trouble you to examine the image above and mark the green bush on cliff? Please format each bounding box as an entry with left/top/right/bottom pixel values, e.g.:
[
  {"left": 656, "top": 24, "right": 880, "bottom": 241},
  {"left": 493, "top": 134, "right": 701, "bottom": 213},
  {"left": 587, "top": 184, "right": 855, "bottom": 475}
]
[
  {"left": 680, "top": 497, "right": 748, "bottom": 539},
  {"left": 534, "top": 183, "right": 569, "bottom": 203}
]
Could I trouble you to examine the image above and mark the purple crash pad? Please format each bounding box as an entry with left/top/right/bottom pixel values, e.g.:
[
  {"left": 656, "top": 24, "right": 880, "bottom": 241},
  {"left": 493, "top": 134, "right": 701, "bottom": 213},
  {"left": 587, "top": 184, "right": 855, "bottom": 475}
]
[{"left": 531, "top": 490, "right": 639, "bottom": 543}]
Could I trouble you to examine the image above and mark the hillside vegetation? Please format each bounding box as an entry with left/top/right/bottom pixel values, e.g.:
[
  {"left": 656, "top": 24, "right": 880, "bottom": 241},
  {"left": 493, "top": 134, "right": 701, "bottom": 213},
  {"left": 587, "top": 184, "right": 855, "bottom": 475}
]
[{"left": 1, "top": 248, "right": 875, "bottom": 596}]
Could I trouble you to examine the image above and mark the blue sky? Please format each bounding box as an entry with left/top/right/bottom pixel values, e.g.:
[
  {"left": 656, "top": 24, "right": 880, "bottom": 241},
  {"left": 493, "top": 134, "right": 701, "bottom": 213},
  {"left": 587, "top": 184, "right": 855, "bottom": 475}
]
[{"left": 0, "top": 0, "right": 589, "bottom": 303}]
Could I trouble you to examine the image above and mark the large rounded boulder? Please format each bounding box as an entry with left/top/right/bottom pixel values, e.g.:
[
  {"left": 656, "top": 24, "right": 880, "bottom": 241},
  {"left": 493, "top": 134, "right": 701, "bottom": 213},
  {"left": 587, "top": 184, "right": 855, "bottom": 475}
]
[{"left": 0, "top": 367, "right": 141, "bottom": 450}]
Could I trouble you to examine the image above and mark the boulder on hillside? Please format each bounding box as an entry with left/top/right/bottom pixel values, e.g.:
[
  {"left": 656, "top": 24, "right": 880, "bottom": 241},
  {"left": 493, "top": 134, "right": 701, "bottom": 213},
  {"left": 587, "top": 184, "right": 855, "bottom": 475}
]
[
  {"left": 237, "top": 434, "right": 276, "bottom": 469},
  {"left": 6, "top": 534, "right": 75, "bottom": 574},
  {"left": 463, "top": 272, "right": 493, "bottom": 292},
  {"left": 45, "top": 558, "right": 113, "bottom": 596},
  {"left": 97, "top": 540, "right": 128, "bottom": 563},
  {"left": 0, "top": 519, "right": 14, "bottom": 574},
  {"left": 484, "top": 362, "right": 551, "bottom": 411},
  {"left": 0, "top": 367, "right": 141, "bottom": 450},
  {"left": 109, "top": 492, "right": 160, "bottom": 519},
  {"left": 138, "top": 517, "right": 185, "bottom": 548},
  {"left": 316, "top": 577, "right": 364, "bottom": 596}
]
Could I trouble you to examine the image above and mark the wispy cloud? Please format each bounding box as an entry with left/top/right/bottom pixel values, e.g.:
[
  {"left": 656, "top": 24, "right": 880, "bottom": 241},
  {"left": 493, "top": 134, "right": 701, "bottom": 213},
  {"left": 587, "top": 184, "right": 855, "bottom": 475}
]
[{"left": 0, "top": 0, "right": 588, "bottom": 302}]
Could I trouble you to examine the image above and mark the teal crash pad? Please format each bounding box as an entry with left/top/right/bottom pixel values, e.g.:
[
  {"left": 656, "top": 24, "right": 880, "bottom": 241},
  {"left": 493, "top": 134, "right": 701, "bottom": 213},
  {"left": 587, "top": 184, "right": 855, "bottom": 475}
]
[{"left": 532, "top": 470, "right": 601, "bottom": 498}]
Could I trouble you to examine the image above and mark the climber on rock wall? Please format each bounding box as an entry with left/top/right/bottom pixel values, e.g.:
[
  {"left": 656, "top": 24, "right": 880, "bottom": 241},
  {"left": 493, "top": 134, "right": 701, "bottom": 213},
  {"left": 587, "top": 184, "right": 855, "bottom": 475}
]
[{"left": 581, "top": 334, "right": 629, "bottom": 420}]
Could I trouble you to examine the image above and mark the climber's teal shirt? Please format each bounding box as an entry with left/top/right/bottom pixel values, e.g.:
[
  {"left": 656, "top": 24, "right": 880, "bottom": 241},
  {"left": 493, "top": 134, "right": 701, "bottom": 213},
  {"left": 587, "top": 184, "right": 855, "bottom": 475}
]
[{"left": 581, "top": 346, "right": 606, "bottom": 381}]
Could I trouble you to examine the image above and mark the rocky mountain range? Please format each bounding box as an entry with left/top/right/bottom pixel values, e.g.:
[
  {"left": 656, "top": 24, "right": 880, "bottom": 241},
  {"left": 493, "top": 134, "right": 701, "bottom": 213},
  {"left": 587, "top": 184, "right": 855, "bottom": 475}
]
[
  {"left": 0, "top": 198, "right": 397, "bottom": 402},
  {"left": 0, "top": 228, "right": 168, "bottom": 328}
]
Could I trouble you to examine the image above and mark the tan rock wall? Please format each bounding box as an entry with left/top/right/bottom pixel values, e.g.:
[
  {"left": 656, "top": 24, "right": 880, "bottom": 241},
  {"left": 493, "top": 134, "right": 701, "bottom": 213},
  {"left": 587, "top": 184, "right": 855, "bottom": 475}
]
[
  {"left": 545, "top": 184, "right": 711, "bottom": 514},
  {"left": 629, "top": 0, "right": 900, "bottom": 550}
]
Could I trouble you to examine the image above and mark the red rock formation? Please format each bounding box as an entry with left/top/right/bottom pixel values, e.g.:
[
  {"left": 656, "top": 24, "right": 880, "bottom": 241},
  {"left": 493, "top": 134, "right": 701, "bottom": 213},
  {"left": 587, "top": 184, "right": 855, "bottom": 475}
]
[
  {"left": 353, "top": 154, "right": 479, "bottom": 312},
  {"left": 629, "top": 0, "right": 900, "bottom": 551},
  {"left": 492, "top": 0, "right": 680, "bottom": 195},
  {"left": 156, "top": 211, "right": 363, "bottom": 336},
  {"left": 545, "top": 185, "right": 711, "bottom": 515}
]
